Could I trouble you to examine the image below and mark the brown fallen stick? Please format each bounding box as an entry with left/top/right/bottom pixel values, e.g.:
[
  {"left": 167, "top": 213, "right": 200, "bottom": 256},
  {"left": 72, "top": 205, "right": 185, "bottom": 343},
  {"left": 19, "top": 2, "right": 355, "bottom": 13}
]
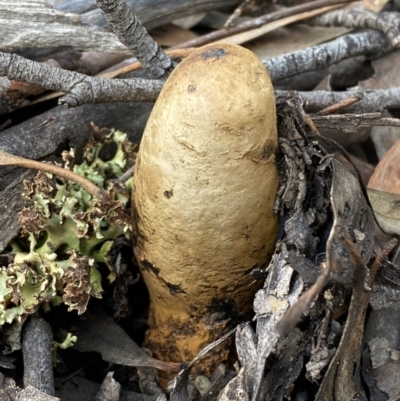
[
  {"left": 171, "top": 0, "right": 354, "bottom": 49},
  {"left": 214, "top": 5, "right": 346, "bottom": 45}
]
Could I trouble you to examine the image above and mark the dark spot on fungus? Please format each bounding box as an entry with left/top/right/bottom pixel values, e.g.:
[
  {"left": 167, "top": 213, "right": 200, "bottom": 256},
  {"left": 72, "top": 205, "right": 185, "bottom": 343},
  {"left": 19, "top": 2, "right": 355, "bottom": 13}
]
[
  {"left": 261, "top": 139, "right": 277, "bottom": 162},
  {"left": 166, "top": 282, "right": 186, "bottom": 295},
  {"left": 164, "top": 189, "right": 173, "bottom": 199},
  {"left": 188, "top": 85, "right": 196, "bottom": 93},
  {"left": 202, "top": 48, "right": 227, "bottom": 60},
  {"left": 141, "top": 259, "right": 160, "bottom": 275}
]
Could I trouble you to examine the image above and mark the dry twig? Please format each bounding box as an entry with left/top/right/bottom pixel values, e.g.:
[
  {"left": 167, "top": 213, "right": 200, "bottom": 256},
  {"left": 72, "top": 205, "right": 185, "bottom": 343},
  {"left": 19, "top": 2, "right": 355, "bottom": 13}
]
[
  {"left": 0, "top": 149, "right": 109, "bottom": 201},
  {"left": 311, "top": 112, "right": 400, "bottom": 133},
  {"left": 172, "top": 0, "right": 354, "bottom": 49},
  {"left": 0, "top": 53, "right": 163, "bottom": 107},
  {"left": 224, "top": 0, "right": 253, "bottom": 28},
  {"left": 316, "top": 93, "right": 364, "bottom": 115},
  {"left": 95, "top": 0, "right": 172, "bottom": 79},
  {"left": 310, "top": 9, "right": 400, "bottom": 48},
  {"left": 280, "top": 87, "right": 400, "bottom": 113},
  {"left": 23, "top": 317, "right": 54, "bottom": 396},
  {"left": 265, "top": 30, "right": 392, "bottom": 81}
]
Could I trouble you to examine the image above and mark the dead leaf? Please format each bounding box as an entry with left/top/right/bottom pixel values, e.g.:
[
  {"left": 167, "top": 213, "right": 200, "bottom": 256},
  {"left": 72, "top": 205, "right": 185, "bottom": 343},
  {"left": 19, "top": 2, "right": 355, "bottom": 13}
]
[
  {"left": 368, "top": 137, "right": 400, "bottom": 195},
  {"left": 73, "top": 314, "right": 180, "bottom": 371},
  {"left": 367, "top": 188, "right": 400, "bottom": 235}
]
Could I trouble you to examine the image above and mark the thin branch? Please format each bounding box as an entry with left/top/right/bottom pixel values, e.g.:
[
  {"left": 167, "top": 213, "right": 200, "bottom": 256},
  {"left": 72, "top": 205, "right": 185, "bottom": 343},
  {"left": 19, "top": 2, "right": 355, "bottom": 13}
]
[
  {"left": 1, "top": 29, "right": 397, "bottom": 110},
  {"left": 368, "top": 238, "right": 399, "bottom": 287},
  {"left": 59, "top": 77, "right": 163, "bottom": 107},
  {"left": 224, "top": 0, "right": 252, "bottom": 28},
  {"left": 316, "top": 93, "right": 363, "bottom": 115},
  {"left": 278, "top": 87, "right": 400, "bottom": 113},
  {"left": 172, "top": 0, "right": 354, "bottom": 49},
  {"left": 264, "top": 30, "right": 393, "bottom": 81},
  {"left": 0, "top": 150, "right": 109, "bottom": 202},
  {"left": 23, "top": 317, "right": 55, "bottom": 396},
  {"left": 310, "top": 10, "right": 400, "bottom": 48},
  {"left": 97, "top": 48, "right": 196, "bottom": 80},
  {"left": 221, "top": 5, "right": 345, "bottom": 46},
  {"left": 0, "top": 52, "right": 163, "bottom": 108},
  {"left": 311, "top": 112, "right": 400, "bottom": 133},
  {"left": 95, "top": 0, "right": 172, "bottom": 79},
  {"left": 29, "top": 47, "right": 197, "bottom": 106}
]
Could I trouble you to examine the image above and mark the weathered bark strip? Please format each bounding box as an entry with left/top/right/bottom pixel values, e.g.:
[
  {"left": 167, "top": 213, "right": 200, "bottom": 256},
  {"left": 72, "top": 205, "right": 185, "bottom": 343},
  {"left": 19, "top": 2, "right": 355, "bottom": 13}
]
[
  {"left": 96, "top": 0, "right": 172, "bottom": 79},
  {"left": 311, "top": 112, "right": 400, "bottom": 133},
  {"left": 279, "top": 87, "right": 400, "bottom": 113},
  {"left": 264, "top": 30, "right": 393, "bottom": 81},
  {"left": 1, "top": 0, "right": 237, "bottom": 59},
  {"left": 0, "top": 53, "right": 163, "bottom": 108},
  {"left": 52, "top": 0, "right": 241, "bottom": 30},
  {"left": 22, "top": 317, "right": 54, "bottom": 396},
  {"left": 0, "top": 1, "right": 130, "bottom": 58}
]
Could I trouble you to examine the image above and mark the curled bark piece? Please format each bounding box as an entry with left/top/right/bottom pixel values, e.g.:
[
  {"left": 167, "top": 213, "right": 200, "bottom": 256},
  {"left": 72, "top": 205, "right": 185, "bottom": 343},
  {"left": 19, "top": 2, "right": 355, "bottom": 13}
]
[{"left": 132, "top": 43, "right": 279, "bottom": 369}]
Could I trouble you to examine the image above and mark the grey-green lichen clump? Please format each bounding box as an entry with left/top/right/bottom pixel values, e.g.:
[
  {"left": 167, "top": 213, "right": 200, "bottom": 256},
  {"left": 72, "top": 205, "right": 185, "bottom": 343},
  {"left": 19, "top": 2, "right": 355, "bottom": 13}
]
[{"left": 0, "top": 129, "right": 134, "bottom": 326}]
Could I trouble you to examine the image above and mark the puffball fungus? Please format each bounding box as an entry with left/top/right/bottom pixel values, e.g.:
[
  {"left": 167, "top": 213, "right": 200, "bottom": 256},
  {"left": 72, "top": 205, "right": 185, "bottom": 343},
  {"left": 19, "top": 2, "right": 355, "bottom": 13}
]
[
  {"left": 132, "top": 44, "right": 279, "bottom": 367},
  {"left": 0, "top": 130, "right": 132, "bottom": 338}
]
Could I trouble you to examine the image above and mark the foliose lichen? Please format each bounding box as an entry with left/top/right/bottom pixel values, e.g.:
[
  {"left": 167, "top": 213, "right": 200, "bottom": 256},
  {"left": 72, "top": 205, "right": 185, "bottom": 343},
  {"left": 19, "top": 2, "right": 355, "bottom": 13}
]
[{"left": 0, "top": 129, "right": 134, "bottom": 331}]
